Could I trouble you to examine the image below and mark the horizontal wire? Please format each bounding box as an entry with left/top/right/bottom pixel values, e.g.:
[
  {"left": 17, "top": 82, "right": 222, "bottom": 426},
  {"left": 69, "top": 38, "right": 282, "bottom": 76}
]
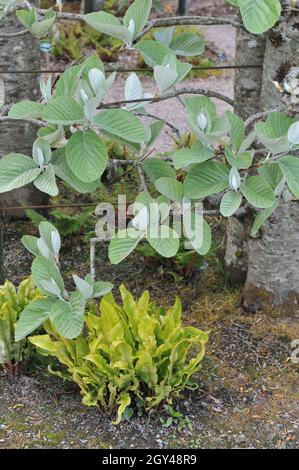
[{"left": 0, "top": 64, "right": 263, "bottom": 74}]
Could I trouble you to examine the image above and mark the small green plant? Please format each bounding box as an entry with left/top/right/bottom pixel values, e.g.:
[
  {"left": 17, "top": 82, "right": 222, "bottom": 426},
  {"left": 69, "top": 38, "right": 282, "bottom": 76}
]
[
  {"left": 159, "top": 404, "right": 193, "bottom": 433},
  {"left": 29, "top": 285, "right": 209, "bottom": 424},
  {"left": 0, "top": 277, "right": 42, "bottom": 374},
  {"left": 25, "top": 207, "right": 95, "bottom": 238}
]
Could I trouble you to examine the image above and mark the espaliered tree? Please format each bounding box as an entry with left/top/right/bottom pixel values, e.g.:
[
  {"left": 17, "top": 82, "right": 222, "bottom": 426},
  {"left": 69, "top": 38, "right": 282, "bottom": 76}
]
[{"left": 0, "top": 0, "right": 298, "bottom": 341}]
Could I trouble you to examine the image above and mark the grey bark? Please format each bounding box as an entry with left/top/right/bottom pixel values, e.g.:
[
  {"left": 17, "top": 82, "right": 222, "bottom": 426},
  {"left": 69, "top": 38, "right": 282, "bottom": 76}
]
[
  {"left": 223, "top": 27, "right": 266, "bottom": 284},
  {"left": 234, "top": 27, "right": 266, "bottom": 118},
  {"left": 242, "top": 11, "right": 299, "bottom": 314},
  {"left": 82, "top": 0, "right": 104, "bottom": 14},
  {"left": 0, "top": 11, "right": 47, "bottom": 218}
]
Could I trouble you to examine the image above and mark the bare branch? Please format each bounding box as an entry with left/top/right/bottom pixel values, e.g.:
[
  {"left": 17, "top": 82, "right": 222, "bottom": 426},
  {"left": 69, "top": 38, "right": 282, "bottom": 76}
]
[
  {"left": 0, "top": 29, "right": 29, "bottom": 38},
  {"left": 134, "top": 15, "right": 243, "bottom": 43},
  {"left": 244, "top": 107, "right": 285, "bottom": 128},
  {"left": 0, "top": 116, "right": 46, "bottom": 126},
  {"left": 103, "top": 87, "right": 242, "bottom": 115}
]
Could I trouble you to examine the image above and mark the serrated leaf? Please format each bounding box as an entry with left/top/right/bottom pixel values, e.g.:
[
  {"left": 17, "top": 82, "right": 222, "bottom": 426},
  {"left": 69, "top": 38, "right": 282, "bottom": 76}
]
[
  {"left": 84, "top": 11, "right": 133, "bottom": 44},
  {"left": 147, "top": 225, "right": 179, "bottom": 258},
  {"left": 154, "top": 65, "right": 177, "bottom": 93},
  {"left": 109, "top": 228, "right": 143, "bottom": 264},
  {"left": 135, "top": 40, "right": 171, "bottom": 68},
  {"left": 51, "top": 148, "right": 100, "bottom": 194},
  {"left": 8, "top": 101, "right": 44, "bottom": 120},
  {"left": 93, "top": 109, "right": 146, "bottom": 143},
  {"left": 169, "top": 32, "right": 204, "bottom": 56},
  {"left": 43, "top": 97, "right": 85, "bottom": 125},
  {"left": 183, "top": 161, "right": 230, "bottom": 199},
  {"left": 0, "top": 154, "right": 40, "bottom": 193},
  {"left": 123, "top": 0, "right": 152, "bottom": 40},
  {"left": 173, "top": 141, "right": 213, "bottom": 169},
  {"left": 240, "top": 176, "right": 275, "bottom": 208},
  {"left": 155, "top": 177, "right": 183, "bottom": 202},
  {"left": 225, "top": 147, "right": 253, "bottom": 170},
  {"left": 142, "top": 158, "right": 175, "bottom": 182},
  {"left": 278, "top": 156, "right": 299, "bottom": 198},
  {"left": 49, "top": 291, "right": 85, "bottom": 339},
  {"left": 220, "top": 191, "right": 242, "bottom": 216},
  {"left": 65, "top": 130, "right": 108, "bottom": 183},
  {"left": 238, "top": 0, "right": 281, "bottom": 34},
  {"left": 34, "top": 164, "right": 58, "bottom": 196},
  {"left": 31, "top": 256, "right": 64, "bottom": 297},
  {"left": 14, "top": 299, "right": 53, "bottom": 342}
]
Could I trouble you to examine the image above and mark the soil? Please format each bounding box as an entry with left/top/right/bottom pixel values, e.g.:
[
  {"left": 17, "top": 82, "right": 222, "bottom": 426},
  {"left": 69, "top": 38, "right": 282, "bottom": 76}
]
[{"left": 0, "top": 0, "right": 298, "bottom": 450}]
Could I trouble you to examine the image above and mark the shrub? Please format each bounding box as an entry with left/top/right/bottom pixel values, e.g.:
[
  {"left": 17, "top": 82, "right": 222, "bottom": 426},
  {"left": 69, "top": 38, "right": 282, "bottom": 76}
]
[
  {"left": 0, "top": 277, "right": 42, "bottom": 374},
  {"left": 29, "top": 285, "right": 209, "bottom": 424}
]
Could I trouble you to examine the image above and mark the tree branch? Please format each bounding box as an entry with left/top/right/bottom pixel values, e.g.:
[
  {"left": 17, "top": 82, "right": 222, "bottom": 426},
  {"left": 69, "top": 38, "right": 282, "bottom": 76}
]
[
  {"left": 244, "top": 107, "right": 285, "bottom": 128},
  {"left": 0, "top": 29, "right": 29, "bottom": 38},
  {"left": 0, "top": 116, "right": 46, "bottom": 126},
  {"left": 103, "top": 87, "right": 241, "bottom": 115},
  {"left": 134, "top": 15, "right": 243, "bottom": 43}
]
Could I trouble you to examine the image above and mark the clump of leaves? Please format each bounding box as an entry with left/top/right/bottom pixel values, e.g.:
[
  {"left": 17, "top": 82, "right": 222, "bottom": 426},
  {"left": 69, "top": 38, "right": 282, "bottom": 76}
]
[
  {"left": 25, "top": 207, "right": 95, "bottom": 238},
  {"left": 0, "top": 277, "right": 42, "bottom": 374},
  {"left": 29, "top": 285, "right": 209, "bottom": 424}
]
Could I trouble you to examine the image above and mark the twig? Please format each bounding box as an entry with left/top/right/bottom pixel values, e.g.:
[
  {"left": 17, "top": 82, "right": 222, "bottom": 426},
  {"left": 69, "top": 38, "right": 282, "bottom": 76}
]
[
  {"left": 103, "top": 87, "right": 241, "bottom": 115},
  {"left": 244, "top": 107, "right": 285, "bottom": 128},
  {"left": 0, "top": 29, "right": 29, "bottom": 38},
  {"left": 137, "top": 112, "right": 181, "bottom": 139},
  {"left": 136, "top": 164, "right": 148, "bottom": 192},
  {"left": 0, "top": 116, "right": 46, "bottom": 127}
]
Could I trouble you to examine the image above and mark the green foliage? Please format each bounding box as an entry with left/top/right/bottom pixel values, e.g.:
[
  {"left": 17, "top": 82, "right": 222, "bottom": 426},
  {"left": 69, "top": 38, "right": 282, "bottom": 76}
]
[
  {"left": 16, "top": 222, "right": 113, "bottom": 341},
  {"left": 227, "top": 0, "right": 281, "bottom": 34},
  {"left": 29, "top": 285, "right": 209, "bottom": 424},
  {"left": 0, "top": 277, "right": 42, "bottom": 373}
]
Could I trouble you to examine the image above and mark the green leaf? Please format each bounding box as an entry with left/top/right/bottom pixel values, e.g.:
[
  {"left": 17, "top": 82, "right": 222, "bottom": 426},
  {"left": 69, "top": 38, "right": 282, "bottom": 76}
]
[
  {"left": 258, "top": 162, "right": 283, "bottom": 190},
  {"left": 93, "top": 109, "right": 146, "bottom": 143},
  {"left": 135, "top": 40, "right": 171, "bottom": 68},
  {"left": 113, "top": 392, "right": 131, "bottom": 425},
  {"left": 225, "top": 147, "right": 253, "bottom": 170},
  {"left": 21, "top": 235, "right": 39, "bottom": 257},
  {"left": 142, "top": 158, "right": 176, "bottom": 182},
  {"left": 255, "top": 112, "right": 294, "bottom": 154},
  {"left": 184, "top": 214, "right": 211, "bottom": 255},
  {"left": 34, "top": 164, "right": 59, "bottom": 196},
  {"left": 51, "top": 148, "right": 100, "bottom": 194},
  {"left": 65, "top": 130, "right": 108, "bottom": 183},
  {"left": 154, "top": 65, "right": 177, "bottom": 93},
  {"left": 55, "top": 65, "right": 83, "bottom": 97},
  {"left": 8, "top": 101, "right": 44, "bottom": 120},
  {"left": 184, "top": 161, "right": 230, "bottom": 199},
  {"left": 251, "top": 201, "right": 279, "bottom": 237},
  {"left": 240, "top": 176, "right": 275, "bottom": 208},
  {"left": 278, "top": 156, "right": 299, "bottom": 198},
  {"left": 14, "top": 299, "right": 53, "bottom": 342},
  {"left": 49, "top": 291, "right": 85, "bottom": 339},
  {"left": 147, "top": 225, "right": 179, "bottom": 258},
  {"left": 109, "top": 228, "right": 143, "bottom": 264},
  {"left": 184, "top": 96, "right": 217, "bottom": 124},
  {"left": 169, "top": 32, "right": 204, "bottom": 56},
  {"left": 43, "top": 97, "right": 85, "bottom": 125},
  {"left": 31, "top": 12, "right": 56, "bottom": 38},
  {"left": 173, "top": 141, "right": 213, "bottom": 169},
  {"left": 31, "top": 256, "right": 64, "bottom": 297},
  {"left": 0, "top": 154, "right": 40, "bottom": 193},
  {"left": 220, "top": 191, "right": 242, "bottom": 216},
  {"left": 225, "top": 111, "right": 244, "bottom": 151},
  {"left": 146, "top": 120, "right": 165, "bottom": 147},
  {"left": 238, "top": 0, "right": 281, "bottom": 34},
  {"left": 155, "top": 177, "right": 183, "bottom": 202},
  {"left": 84, "top": 11, "right": 133, "bottom": 44},
  {"left": 123, "top": 0, "right": 152, "bottom": 40}
]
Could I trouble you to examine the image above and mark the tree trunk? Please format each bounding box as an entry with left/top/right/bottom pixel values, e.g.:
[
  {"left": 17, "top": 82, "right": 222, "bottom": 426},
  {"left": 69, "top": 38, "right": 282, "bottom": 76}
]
[
  {"left": 242, "top": 10, "right": 299, "bottom": 314},
  {"left": 83, "top": 0, "right": 104, "bottom": 14},
  {"left": 234, "top": 28, "right": 266, "bottom": 117},
  {"left": 224, "top": 27, "right": 266, "bottom": 283},
  {"left": 0, "top": 10, "right": 48, "bottom": 218}
]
